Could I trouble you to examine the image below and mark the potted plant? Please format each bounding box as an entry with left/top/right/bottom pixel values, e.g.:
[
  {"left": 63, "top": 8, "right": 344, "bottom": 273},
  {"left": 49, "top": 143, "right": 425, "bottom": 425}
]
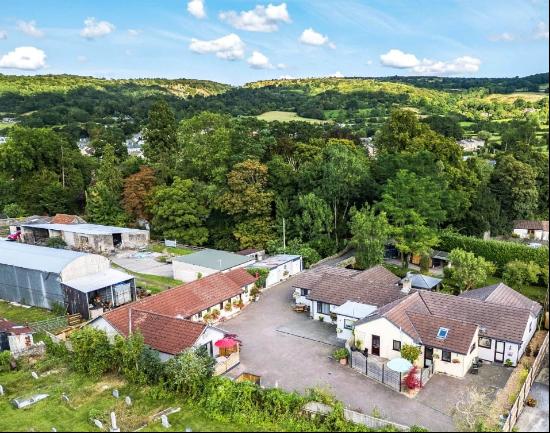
[
  {"left": 333, "top": 348, "right": 350, "bottom": 365},
  {"left": 432, "top": 353, "right": 440, "bottom": 360},
  {"left": 211, "top": 309, "right": 220, "bottom": 320},
  {"left": 504, "top": 359, "right": 513, "bottom": 367},
  {"left": 224, "top": 303, "right": 232, "bottom": 312},
  {"left": 526, "top": 396, "right": 537, "bottom": 407}
]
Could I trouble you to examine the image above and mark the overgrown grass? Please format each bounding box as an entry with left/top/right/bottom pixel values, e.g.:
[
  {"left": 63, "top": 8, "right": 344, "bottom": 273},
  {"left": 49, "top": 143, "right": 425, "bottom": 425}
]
[
  {"left": 0, "top": 300, "right": 56, "bottom": 323},
  {"left": 110, "top": 264, "right": 183, "bottom": 294},
  {"left": 0, "top": 359, "right": 258, "bottom": 432},
  {"left": 148, "top": 243, "right": 194, "bottom": 256}
]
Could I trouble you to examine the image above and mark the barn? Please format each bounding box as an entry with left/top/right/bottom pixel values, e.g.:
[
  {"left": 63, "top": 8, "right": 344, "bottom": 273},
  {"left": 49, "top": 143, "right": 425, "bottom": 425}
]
[{"left": 0, "top": 241, "right": 136, "bottom": 319}]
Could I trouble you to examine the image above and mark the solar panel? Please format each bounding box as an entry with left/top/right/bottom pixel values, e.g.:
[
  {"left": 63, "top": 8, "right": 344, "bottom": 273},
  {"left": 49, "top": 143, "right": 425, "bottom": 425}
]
[{"left": 437, "top": 327, "right": 449, "bottom": 340}]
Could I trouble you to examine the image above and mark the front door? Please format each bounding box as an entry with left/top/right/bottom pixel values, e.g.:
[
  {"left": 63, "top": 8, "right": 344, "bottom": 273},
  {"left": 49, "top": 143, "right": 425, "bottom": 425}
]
[
  {"left": 495, "top": 341, "right": 505, "bottom": 363},
  {"left": 371, "top": 335, "right": 380, "bottom": 356},
  {"left": 424, "top": 346, "right": 433, "bottom": 368}
]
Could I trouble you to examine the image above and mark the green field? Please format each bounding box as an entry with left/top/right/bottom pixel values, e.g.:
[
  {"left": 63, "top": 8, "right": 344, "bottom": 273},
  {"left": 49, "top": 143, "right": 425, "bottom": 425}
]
[
  {"left": 111, "top": 264, "right": 182, "bottom": 294},
  {"left": 256, "top": 111, "right": 330, "bottom": 124},
  {"left": 148, "top": 244, "right": 193, "bottom": 256},
  {"left": 0, "top": 300, "right": 57, "bottom": 324},
  {"left": 0, "top": 362, "right": 259, "bottom": 432}
]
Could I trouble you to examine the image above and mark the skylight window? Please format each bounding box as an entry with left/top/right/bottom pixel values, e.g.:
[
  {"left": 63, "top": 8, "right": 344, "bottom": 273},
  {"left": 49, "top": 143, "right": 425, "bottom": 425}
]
[{"left": 437, "top": 327, "right": 449, "bottom": 340}]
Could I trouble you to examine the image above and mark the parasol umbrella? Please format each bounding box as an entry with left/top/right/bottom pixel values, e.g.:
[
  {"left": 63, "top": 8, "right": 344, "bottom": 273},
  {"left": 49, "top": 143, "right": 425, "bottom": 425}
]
[
  {"left": 386, "top": 357, "right": 413, "bottom": 373},
  {"left": 215, "top": 337, "right": 239, "bottom": 349}
]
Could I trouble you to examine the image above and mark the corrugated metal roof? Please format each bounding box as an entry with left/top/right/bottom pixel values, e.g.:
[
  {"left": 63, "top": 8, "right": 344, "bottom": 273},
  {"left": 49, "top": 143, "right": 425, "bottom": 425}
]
[
  {"left": 0, "top": 241, "right": 87, "bottom": 273},
  {"left": 173, "top": 249, "right": 253, "bottom": 270},
  {"left": 63, "top": 269, "right": 134, "bottom": 293},
  {"left": 21, "top": 223, "right": 147, "bottom": 235}
]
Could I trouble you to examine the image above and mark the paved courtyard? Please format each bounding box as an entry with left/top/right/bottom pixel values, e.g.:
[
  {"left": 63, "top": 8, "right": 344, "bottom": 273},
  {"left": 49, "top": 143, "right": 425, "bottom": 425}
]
[
  {"left": 516, "top": 360, "right": 549, "bottom": 432},
  {"left": 222, "top": 277, "right": 466, "bottom": 431}
]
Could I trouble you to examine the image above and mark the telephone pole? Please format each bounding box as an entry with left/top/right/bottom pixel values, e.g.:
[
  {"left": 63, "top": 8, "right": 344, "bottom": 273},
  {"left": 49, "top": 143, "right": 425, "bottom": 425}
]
[{"left": 282, "top": 217, "right": 286, "bottom": 251}]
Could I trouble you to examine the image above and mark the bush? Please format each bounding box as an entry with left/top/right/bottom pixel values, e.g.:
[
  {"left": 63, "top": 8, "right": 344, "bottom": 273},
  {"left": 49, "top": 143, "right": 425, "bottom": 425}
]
[
  {"left": 405, "top": 366, "right": 422, "bottom": 390},
  {"left": 246, "top": 267, "right": 270, "bottom": 288},
  {"left": 44, "top": 335, "right": 69, "bottom": 360},
  {"left": 438, "top": 231, "right": 549, "bottom": 273},
  {"left": 69, "top": 327, "right": 114, "bottom": 378},
  {"left": 503, "top": 260, "right": 541, "bottom": 287},
  {"left": 401, "top": 344, "right": 422, "bottom": 363},
  {"left": 0, "top": 350, "right": 12, "bottom": 372},
  {"left": 164, "top": 348, "right": 214, "bottom": 397},
  {"left": 332, "top": 348, "right": 349, "bottom": 360},
  {"left": 45, "top": 237, "right": 67, "bottom": 249}
]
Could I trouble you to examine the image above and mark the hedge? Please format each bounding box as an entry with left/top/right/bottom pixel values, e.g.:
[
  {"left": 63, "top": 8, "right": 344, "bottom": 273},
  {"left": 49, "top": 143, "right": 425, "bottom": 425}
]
[{"left": 438, "top": 232, "right": 549, "bottom": 273}]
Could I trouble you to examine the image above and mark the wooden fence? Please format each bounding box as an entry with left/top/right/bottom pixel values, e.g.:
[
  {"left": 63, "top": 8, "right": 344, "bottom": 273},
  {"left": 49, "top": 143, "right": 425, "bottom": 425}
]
[
  {"left": 350, "top": 351, "right": 402, "bottom": 392},
  {"left": 502, "top": 332, "right": 549, "bottom": 432},
  {"left": 214, "top": 352, "right": 240, "bottom": 376}
]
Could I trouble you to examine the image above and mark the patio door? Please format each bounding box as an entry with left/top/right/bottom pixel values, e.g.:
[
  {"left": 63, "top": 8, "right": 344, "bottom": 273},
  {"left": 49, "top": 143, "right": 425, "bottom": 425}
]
[
  {"left": 424, "top": 347, "right": 433, "bottom": 368},
  {"left": 494, "top": 341, "right": 505, "bottom": 363},
  {"left": 371, "top": 335, "right": 380, "bottom": 356}
]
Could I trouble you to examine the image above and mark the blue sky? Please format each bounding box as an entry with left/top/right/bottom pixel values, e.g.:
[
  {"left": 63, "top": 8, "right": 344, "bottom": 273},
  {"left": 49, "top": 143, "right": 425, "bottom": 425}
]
[{"left": 0, "top": 0, "right": 548, "bottom": 84}]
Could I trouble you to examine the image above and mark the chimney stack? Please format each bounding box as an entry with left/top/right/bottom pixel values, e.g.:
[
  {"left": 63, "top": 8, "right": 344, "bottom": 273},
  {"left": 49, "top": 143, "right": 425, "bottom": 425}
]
[{"left": 401, "top": 275, "right": 412, "bottom": 294}]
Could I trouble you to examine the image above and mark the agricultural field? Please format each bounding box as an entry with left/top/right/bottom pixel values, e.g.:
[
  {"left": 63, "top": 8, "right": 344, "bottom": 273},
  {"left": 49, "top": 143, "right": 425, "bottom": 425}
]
[
  {"left": 0, "top": 363, "right": 257, "bottom": 432},
  {"left": 484, "top": 92, "right": 549, "bottom": 103},
  {"left": 256, "top": 111, "right": 330, "bottom": 124}
]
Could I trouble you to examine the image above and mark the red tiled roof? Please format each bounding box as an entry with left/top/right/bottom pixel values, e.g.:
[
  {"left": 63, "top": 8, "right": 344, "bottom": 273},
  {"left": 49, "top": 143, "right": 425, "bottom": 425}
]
[
  {"left": 50, "top": 214, "right": 86, "bottom": 224},
  {"left": 513, "top": 220, "right": 549, "bottom": 231},
  {"left": 103, "top": 268, "right": 256, "bottom": 321},
  {"left": 103, "top": 308, "right": 206, "bottom": 355},
  {"left": 0, "top": 318, "right": 33, "bottom": 335}
]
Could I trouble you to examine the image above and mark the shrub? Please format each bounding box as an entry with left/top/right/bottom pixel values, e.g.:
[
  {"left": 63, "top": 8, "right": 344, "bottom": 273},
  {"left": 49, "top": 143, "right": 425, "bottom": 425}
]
[
  {"left": 224, "top": 303, "right": 232, "bottom": 312},
  {"left": 45, "top": 237, "right": 67, "bottom": 249},
  {"left": 405, "top": 366, "right": 422, "bottom": 390},
  {"left": 332, "top": 348, "right": 349, "bottom": 360},
  {"left": 51, "top": 302, "right": 67, "bottom": 316},
  {"left": 164, "top": 348, "right": 214, "bottom": 397},
  {"left": 401, "top": 344, "right": 422, "bottom": 363},
  {"left": 438, "top": 231, "right": 549, "bottom": 273},
  {"left": 246, "top": 267, "right": 269, "bottom": 288},
  {"left": 113, "top": 332, "right": 147, "bottom": 384},
  {"left": 69, "top": 327, "right": 114, "bottom": 378},
  {"left": 503, "top": 260, "right": 541, "bottom": 287},
  {"left": 44, "top": 335, "right": 69, "bottom": 360},
  {"left": 0, "top": 350, "right": 12, "bottom": 372}
]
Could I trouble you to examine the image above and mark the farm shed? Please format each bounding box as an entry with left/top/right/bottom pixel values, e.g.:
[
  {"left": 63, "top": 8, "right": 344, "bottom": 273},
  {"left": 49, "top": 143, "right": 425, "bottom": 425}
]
[
  {"left": 246, "top": 254, "right": 302, "bottom": 287},
  {"left": 0, "top": 241, "right": 135, "bottom": 319},
  {"left": 18, "top": 223, "right": 149, "bottom": 253}
]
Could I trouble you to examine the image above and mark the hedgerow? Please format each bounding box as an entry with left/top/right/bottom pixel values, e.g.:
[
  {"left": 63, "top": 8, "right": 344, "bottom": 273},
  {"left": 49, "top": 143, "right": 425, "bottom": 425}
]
[{"left": 438, "top": 231, "right": 549, "bottom": 272}]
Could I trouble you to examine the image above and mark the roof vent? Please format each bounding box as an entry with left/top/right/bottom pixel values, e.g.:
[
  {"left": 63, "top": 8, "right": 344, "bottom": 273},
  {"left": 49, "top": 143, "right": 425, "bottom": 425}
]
[{"left": 436, "top": 327, "right": 449, "bottom": 340}]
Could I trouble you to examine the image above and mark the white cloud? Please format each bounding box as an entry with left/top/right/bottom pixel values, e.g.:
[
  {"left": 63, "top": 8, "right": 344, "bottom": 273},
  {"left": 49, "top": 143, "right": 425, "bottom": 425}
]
[
  {"left": 128, "top": 29, "right": 142, "bottom": 37},
  {"left": 279, "top": 75, "right": 295, "bottom": 80},
  {"left": 0, "top": 30, "right": 7, "bottom": 40},
  {"left": 80, "top": 17, "right": 115, "bottom": 39},
  {"left": 299, "top": 28, "right": 334, "bottom": 48},
  {"left": 276, "top": 63, "right": 287, "bottom": 69},
  {"left": 188, "top": 0, "right": 206, "bottom": 19},
  {"left": 380, "top": 49, "right": 419, "bottom": 68},
  {"left": 412, "top": 56, "right": 481, "bottom": 74},
  {"left": 220, "top": 3, "right": 290, "bottom": 32},
  {"left": 77, "top": 55, "right": 87, "bottom": 63},
  {"left": 330, "top": 71, "right": 344, "bottom": 78},
  {"left": 489, "top": 32, "right": 515, "bottom": 42},
  {"left": 534, "top": 21, "right": 549, "bottom": 40},
  {"left": 16, "top": 20, "right": 44, "bottom": 38},
  {"left": 380, "top": 49, "right": 481, "bottom": 75},
  {"left": 0, "top": 46, "right": 46, "bottom": 70},
  {"left": 247, "top": 51, "right": 273, "bottom": 69},
  {"left": 189, "top": 33, "right": 245, "bottom": 60},
  {"left": 366, "top": 59, "right": 373, "bottom": 65}
]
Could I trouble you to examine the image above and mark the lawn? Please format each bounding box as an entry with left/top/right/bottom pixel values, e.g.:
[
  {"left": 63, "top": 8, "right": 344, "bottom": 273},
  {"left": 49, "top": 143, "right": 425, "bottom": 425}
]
[
  {"left": 256, "top": 111, "right": 330, "bottom": 124},
  {"left": 0, "top": 300, "right": 57, "bottom": 324},
  {"left": 111, "top": 263, "right": 183, "bottom": 294},
  {"left": 0, "top": 360, "right": 262, "bottom": 432}
]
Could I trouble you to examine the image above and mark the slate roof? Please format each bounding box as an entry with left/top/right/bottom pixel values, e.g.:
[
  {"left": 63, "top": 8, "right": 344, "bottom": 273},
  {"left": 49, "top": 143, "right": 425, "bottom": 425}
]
[
  {"left": 356, "top": 288, "right": 534, "bottom": 352},
  {"left": 404, "top": 273, "right": 442, "bottom": 290},
  {"left": 306, "top": 265, "right": 404, "bottom": 307},
  {"left": 100, "top": 268, "right": 257, "bottom": 320},
  {"left": 102, "top": 308, "right": 206, "bottom": 355},
  {"left": 513, "top": 220, "right": 549, "bottom": 231},
  {"left": 173, "top": 249, "right": 253, "bottom": 271},
  {"left": 459, "top": 283, "right": 542, "bottom": 316}
]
